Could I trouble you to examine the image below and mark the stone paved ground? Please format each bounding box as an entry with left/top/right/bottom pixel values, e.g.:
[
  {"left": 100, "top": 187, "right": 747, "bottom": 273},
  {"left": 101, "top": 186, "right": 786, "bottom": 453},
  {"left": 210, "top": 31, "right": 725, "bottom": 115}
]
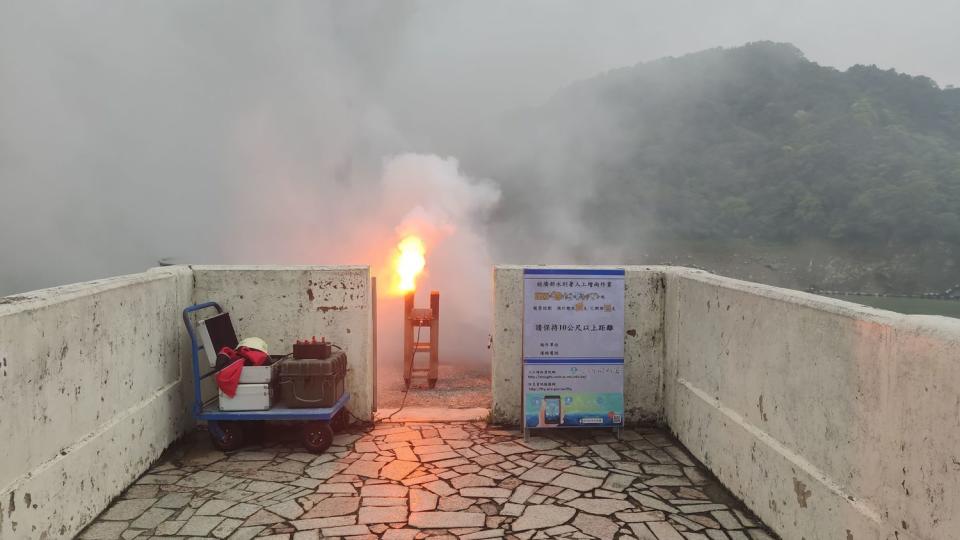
[
  {"left": 79, "top": 422, "right": 778, "bottom": 540},
  {"left": 378, "top": 362, "right": 491, "bottom": 409}
]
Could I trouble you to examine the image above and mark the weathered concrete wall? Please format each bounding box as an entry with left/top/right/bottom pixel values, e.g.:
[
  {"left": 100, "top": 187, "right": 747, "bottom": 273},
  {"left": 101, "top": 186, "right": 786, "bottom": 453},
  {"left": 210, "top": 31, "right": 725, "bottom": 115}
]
[
  {"left": 491, "top": 266, "right": 523, "bottom": 425},
  {"left": 495, "top": 264, "right": 960, "bottom": 539},
  {"left": 9, "top": 261, "right": 959, "bottom": 540},
  {"left": 0, "top": 267, "right": 194, "bottom": 539},
  {"left": 191, "top": 266, "right": 375, "bottom": 420},
  {"left": 663, "top": 268, "right": 960, "bottom": 540},
  {"left": 0, "top": 264, "right": 374, "bottom": 538},
  {"left": 491, "top": 265, "right": 665, "bottom": 425}
]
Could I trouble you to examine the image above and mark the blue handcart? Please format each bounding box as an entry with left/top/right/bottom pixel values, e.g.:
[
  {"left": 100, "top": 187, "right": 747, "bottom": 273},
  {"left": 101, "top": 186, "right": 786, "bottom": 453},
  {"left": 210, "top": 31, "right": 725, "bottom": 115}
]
[{"left": 183, "top": 302, "right": 350, "bottom": 453}]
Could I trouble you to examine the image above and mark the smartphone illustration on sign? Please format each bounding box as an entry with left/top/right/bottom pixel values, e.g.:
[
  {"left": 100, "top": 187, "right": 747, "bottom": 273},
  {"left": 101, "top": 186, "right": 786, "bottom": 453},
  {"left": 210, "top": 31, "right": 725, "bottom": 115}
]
[{"left": 544, "top": 395, "right": 562, "bottom": 425}]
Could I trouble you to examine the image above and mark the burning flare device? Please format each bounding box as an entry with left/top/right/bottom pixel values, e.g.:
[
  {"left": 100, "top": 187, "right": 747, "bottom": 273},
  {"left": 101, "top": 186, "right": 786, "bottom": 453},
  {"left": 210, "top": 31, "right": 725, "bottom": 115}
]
[{"left": 391, "top": 234, "right": 440, "bottom": 389}]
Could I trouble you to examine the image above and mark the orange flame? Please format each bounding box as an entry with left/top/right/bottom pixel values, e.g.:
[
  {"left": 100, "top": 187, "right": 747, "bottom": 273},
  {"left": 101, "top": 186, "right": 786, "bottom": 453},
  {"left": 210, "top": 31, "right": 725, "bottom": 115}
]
[{"left": 391, "top": 235, "right": 426, "bottom": 294}]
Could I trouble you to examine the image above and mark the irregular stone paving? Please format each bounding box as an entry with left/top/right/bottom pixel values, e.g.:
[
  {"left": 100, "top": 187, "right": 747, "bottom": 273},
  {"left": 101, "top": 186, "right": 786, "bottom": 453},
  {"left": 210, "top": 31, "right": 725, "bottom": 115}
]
[{"left": 79, "top": 423, "right": 778, "bottom": 539}]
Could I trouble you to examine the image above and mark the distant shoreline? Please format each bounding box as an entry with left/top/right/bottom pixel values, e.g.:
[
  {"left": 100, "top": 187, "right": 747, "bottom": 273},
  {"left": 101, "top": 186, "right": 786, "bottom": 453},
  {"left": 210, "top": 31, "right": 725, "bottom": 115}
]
[{"left": 807, "top": 288, "right": 960, "bottom": 301}]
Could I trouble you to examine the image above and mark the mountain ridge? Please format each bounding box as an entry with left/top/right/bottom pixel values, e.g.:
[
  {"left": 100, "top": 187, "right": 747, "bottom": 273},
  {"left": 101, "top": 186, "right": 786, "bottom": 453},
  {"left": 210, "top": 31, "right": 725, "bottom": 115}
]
[{"left": 481, "top": 41, "right": 960, "bottom": 292}]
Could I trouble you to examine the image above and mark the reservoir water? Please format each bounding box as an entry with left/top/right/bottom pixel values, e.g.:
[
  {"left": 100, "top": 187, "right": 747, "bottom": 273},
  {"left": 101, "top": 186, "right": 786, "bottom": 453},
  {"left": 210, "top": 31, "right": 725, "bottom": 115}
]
[{"left": 824, "top": 294, "right": 960, "bottom": 319}]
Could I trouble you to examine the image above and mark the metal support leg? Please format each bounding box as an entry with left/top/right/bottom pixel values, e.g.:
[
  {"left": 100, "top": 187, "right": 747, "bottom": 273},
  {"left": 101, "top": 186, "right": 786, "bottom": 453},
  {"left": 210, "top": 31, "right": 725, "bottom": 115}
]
[
  {"left": 428, "top": 291, "right": 439, "bottom": 389},
  {"left": 403, "top": 292, "right": 414, "bottom": 388}
]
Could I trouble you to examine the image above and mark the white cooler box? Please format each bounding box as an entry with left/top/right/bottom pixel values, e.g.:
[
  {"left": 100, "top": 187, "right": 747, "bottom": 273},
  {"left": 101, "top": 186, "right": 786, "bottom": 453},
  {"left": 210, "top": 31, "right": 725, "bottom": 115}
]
[{"left": 219, "top": 383, "right": 275, "bottom": 411}]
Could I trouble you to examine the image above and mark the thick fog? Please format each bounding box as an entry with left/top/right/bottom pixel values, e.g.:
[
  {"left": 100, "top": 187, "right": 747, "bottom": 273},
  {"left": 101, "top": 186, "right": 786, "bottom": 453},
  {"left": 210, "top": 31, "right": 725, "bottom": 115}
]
[{"left": 2, "top": 1, "right": 959, "bottom": 361}]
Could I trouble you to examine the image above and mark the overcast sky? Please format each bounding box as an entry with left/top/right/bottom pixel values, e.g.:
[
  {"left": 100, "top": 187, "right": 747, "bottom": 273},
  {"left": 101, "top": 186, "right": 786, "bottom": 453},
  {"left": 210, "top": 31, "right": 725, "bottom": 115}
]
[
  {"left": 384, "top": 0, "right": 960, "bottom": 116},
  {"left": 2, "top": 0, "right": 959, "bottom": 295}
]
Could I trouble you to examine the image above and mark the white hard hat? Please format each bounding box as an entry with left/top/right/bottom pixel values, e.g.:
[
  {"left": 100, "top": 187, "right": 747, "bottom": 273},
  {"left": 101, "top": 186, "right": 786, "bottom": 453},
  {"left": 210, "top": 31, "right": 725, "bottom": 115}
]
[{"left": 238, "top": 337, "right": 269, "bottom": 354}]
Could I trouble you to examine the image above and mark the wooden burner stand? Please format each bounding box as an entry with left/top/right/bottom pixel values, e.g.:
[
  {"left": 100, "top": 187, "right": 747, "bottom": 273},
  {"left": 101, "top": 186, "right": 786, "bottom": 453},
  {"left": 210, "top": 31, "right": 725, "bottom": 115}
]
[{"left": 403, "top": 290, "right": 439, "bottom": 389}]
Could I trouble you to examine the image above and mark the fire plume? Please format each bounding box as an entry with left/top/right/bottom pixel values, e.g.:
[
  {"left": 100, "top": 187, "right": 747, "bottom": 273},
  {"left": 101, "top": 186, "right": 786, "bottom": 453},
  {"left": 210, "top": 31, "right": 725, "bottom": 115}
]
[{"left": 391, "top": 235, "right": 426, "bottom": 294}]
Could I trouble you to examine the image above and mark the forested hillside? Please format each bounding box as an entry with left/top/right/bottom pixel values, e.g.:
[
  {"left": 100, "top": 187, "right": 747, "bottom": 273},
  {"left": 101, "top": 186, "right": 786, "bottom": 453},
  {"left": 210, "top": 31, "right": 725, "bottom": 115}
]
[{"left": 480, "top": 42, "right": 960, "bottom": 292}]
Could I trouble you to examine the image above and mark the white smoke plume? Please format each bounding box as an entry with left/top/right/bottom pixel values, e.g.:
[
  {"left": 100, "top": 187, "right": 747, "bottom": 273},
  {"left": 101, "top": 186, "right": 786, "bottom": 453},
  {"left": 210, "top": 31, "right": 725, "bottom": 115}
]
[
  {"left": 220, "top": 146, "right": 501, "bottom": 367},
  {"left": 5, "top": 1, "right": 960, "bottom": 362},
  {"left": 373, "top": 154, "right": 501, "bottom": 367}
]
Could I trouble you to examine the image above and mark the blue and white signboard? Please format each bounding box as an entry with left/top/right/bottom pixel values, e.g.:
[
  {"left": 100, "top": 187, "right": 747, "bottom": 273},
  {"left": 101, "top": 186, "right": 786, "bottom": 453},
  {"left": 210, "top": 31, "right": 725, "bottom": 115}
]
[{"left": 522, "top": 268, "right": 625, "bottom": 429}]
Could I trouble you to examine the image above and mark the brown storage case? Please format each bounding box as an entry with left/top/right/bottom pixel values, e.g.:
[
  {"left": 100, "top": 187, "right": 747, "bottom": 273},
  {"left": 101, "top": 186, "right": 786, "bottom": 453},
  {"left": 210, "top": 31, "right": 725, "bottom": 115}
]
[{"left": 279, "top": 350, "right": 346, "bottom": 408}]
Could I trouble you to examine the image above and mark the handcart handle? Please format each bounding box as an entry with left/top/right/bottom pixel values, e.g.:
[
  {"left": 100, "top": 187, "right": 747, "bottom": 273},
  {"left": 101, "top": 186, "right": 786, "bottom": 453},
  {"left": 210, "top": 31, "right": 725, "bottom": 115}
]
[{"left": 182, "top": 302, "right": 224, "bottom": 347}]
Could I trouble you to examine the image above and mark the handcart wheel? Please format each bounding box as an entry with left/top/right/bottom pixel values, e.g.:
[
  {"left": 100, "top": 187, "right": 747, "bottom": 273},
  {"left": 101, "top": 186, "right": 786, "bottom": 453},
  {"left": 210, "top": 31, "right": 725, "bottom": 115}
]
[
  {"left": 331, "top": 410, "right": 349, "bottom": 432},
  {"left": 302, "top": 421, "right": 334, "bottom": 454},
  {"left": 209, "top": 421, "right": 244, "bottom": 452}
]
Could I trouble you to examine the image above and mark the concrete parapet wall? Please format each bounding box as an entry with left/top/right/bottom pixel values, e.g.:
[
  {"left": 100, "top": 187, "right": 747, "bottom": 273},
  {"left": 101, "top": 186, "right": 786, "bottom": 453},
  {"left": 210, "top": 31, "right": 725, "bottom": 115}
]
[
  {"left": 491, "top": 265, "right": 666, "bottom": 425},
  {"left": 0, "top": 264, "right": 375, "bottom": 539},
  {"left": 5, "top": 262, "right": 959, "bottom": 540},
  {"left": 663, "top": 268, "right": 960, "bottom": 540},
  {"left": 191, "top": 265, "right": 375, "bottom": 420},
  {"left": 0, "top": 267, "right": 193, "bottom": 539},
  {"left": 494, "top": 264, "right": 960, "bottom": 539}
]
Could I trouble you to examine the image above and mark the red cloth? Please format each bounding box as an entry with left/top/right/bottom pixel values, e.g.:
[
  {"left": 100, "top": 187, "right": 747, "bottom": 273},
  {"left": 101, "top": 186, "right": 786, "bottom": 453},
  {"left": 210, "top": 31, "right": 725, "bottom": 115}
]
[
  {"left": 216, "top": 359, "right": 245, "bottom": 397},
  {"left": 234, "top": 346, "right": 269, "bottom": 366},
  {"left": 215, "top": 346, "right": 270, "bottom": 397}
]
